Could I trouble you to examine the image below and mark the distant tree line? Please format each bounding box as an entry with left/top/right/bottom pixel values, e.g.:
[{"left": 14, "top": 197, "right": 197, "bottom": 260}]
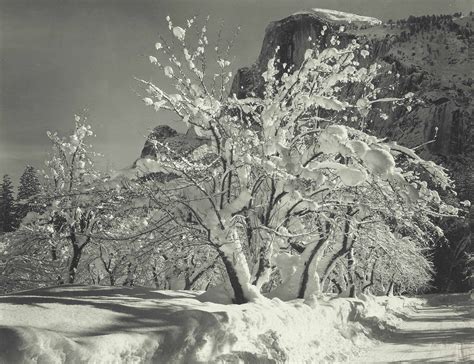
[{"left": 390, "top": 14, "right": 472, "bottom": 43}]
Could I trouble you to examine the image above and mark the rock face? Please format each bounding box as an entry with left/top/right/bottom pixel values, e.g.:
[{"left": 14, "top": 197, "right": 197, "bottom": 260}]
[
  {"left": 139, "top": 125, "right": 205, "bottom": 160},
  {"left": 231, "top": 10, "right": 366, "bottom": 99},
  {"left": 231, "top": 9, "right": 473, "bottom": 207},
  {"left": 132, "top": 125, "right": 207, "bottom": 183},
  {"left": 140, "top": 125, "right": 178, "bottom": 159}
]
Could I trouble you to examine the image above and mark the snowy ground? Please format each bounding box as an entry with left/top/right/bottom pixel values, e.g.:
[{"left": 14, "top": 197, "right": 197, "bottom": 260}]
[
  {"left": 0, "top": 286, "right": 461, "bottom": 363},
  {"left": 354, "top": 293, "right": 474, "bottom": 363}
]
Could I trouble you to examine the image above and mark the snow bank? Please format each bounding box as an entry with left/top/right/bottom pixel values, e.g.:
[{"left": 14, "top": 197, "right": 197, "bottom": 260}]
[
  {"left": 0, "top": 286, "right": 422, "bottom": 363},
  {"left": 355, "top": 294, "right": 425, "bottom": 334}
]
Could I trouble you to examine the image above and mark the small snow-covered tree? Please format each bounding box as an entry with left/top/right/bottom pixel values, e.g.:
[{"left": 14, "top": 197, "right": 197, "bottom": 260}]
[
  {"left": 132, "top": 17, "right": 457, "bottom": 303},
  {"left": 0, "top": 116, "right": 124, "bottom": 290},
  {"left": 40, "top": 115, "right": 106, "bottom": 283}
]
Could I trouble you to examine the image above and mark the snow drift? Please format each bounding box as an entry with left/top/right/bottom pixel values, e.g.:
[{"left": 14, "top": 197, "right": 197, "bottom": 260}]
[{"left": 0, "top": 286, "right": 423, "bottom": 363}]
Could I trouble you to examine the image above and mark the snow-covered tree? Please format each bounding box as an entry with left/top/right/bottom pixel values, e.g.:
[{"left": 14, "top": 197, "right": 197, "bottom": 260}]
[
  {"left": 131, "top": 17, "right": 458, "bottom": 303},
  {"left": 100, "top": 179, "right": 223, "bottom": 290},
  {"left": 39, "top": 115, "right": 105, "bottom": 283},
  {"left": 0, "top": 116, "right": 122, "bottom": 289}
]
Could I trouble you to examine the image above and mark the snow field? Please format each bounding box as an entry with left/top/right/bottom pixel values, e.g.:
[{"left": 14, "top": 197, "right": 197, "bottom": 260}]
[{"left": 0, "top": 286, "right": 423, "bottom": 363}]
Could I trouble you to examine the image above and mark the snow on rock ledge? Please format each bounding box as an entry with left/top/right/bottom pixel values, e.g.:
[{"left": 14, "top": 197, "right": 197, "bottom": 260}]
[
  {"left": 293, "top": 8, "right": 382, "bottom": 26},
  {"left": 0, "top": 286, "right": 421, "bottom": 363}
]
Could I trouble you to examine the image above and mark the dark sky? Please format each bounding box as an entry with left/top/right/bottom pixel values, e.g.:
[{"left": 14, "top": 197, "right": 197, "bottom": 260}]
[{"left": 1, "top": 0, "right": 471, "bottom": 184}]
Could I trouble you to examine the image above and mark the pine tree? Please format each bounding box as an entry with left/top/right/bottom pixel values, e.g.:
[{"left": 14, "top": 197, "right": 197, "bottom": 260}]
[
  {"left": 0, "top": 175, "right": 16, "bottom": 233},
  {"left": 16, "top": 165, "right": 41, "bottom": 221}
]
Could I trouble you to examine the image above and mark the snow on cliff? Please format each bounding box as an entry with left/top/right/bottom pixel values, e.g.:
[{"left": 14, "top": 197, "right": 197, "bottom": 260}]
[
  {"left": 0, "top": 285, "right": 423, "bottom": 363},
  {"left": 293, "top": 8, "right": 382, "bottom": 26}
]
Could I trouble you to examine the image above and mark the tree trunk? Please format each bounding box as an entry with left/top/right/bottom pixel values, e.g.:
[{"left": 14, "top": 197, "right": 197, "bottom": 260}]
[
  {"left": 184, "top": 276, "right": 192, "bottom": 290},
  {"left": 347, "top": 247, "right": 356, "bottom": 298},
  {"left": 68, "top": 244, "right": 82, "bottom": 284},
  {"left": 123, "top": 262, "right": 134, "bottom": 286},
  {"left": 362, "top": 282, "right": 372, "bottom": 294},
  {"left": 331, "top": 278, "right": 343, "bottom": 294},
  {"left": 51, "top": 246, "right": 57, "bottom": 261},
  {"left": 321, "top": 218, "right": 352, "bottom": 288},
  {"left": 252, "top": 244, "right": 273, "bottom": 289},
  {"left": 387, "top": 280, "right": 395, "bottom": 296},
  {"left": 322, "top": 249, "right": 347, "bottom": 288},
  {"left": 109, "top": 273, "right": 115, "bottom": 286},
  {"left": 298, "top": 234, "right": 329, "bottom": 298},
  {"left": 362, "top": 260, "right": 377, "bottom": 294},
  {"left": 218, "top": 250, "right": 248, "bottom": 304},
  {"left": 87, "top": 264, "right": 96, "bottom": 285},
  {"left": 152, "top": 265, "right": 160, "bottom": 288}
]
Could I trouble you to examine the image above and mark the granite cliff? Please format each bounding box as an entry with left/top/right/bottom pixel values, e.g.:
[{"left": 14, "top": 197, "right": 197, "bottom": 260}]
[{"left": 231, "top": 10, "right": 473, "bottom": 180}]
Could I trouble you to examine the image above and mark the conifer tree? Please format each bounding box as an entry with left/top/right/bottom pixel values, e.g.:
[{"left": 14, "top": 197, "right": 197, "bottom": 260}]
[
  {"left": 16, "top": 165, "right": 41, "bottom": 221},
  {"left": 0, "top": 175, "right": 16, "bottom": 233}
]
